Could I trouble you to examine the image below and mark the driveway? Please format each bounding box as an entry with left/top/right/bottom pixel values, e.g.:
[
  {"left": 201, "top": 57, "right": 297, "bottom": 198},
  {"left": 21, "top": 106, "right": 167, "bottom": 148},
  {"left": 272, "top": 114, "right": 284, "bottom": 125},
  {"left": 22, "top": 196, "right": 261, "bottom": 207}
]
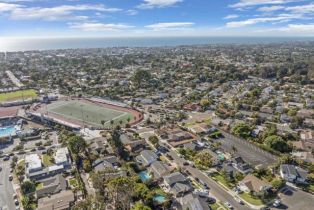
[
  {"left": 0, "top": 160, "right": 15, "bottom": 210},
  {"left": 219, "top": 130, "right": 277, "bottom": 167},
  {"left": 273, "top": 186, "right": 314, "bottom": 210}
]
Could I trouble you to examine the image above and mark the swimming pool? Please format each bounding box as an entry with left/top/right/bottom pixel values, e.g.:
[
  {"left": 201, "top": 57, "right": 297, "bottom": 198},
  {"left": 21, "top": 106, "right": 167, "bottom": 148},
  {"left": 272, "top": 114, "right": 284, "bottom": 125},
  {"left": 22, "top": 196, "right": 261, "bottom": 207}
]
[
  {"left": 138, "top": 171, "right": 151, "bottom": 182},
  {"left": 153, "top": 194, "right": 166, "bottom": 203},
  {"left": 0, "top": 126, "right": 16, "bottom": 138}
]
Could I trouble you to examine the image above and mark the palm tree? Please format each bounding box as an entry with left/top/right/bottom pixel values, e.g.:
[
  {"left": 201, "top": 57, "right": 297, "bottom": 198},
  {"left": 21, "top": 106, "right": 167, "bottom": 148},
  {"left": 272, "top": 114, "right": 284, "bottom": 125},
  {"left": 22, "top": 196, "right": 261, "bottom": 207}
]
[{"left": 101, "top": 120, "right": 105, "bottom": 129}]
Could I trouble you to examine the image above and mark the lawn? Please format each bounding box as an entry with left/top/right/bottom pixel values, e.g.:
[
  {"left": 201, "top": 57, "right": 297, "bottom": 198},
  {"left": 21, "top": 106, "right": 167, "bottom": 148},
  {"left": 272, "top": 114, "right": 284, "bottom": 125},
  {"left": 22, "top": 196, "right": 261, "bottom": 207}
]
[
  {"left": 42, "top": 154, "right": 54, "bottom": 167},
  {"left": 47, "top": 100, "right": 133, "bottom": 128},
  {"left": 239, "top": 193, "right": 264, "bottom": 206},
  {"left": 36, "top": 183, "right": 44, "bottom": 190},
  {"left": 211, "top": 173, "right": 236, "bottom": 189},
  {"left": 0, "top": 89, "right": 37, "bottom": 102}
]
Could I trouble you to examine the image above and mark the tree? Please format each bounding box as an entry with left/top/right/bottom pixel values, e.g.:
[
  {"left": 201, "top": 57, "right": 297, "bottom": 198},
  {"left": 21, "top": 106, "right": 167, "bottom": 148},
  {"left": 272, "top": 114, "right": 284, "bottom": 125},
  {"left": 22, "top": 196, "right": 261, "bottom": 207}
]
[
  {"left": 200, "top": 99, "right": 210, "bottom": 110},
  {"left": 21, "top": 181, "right": 36, "bottom": 195},
  {"left": 132, "top": 202, "right": 152, "bottom": 210},
  {"left": 22, "top": 196, "right": 33, "bottom": 210},
  {"left": 132, "top": 69, "right": 152, "bottom": 87},
  {"left": 231, "top": 123, "right": 253, "bottom": 139},
  {"left": 265, "top": 135, "right": 292, "bottom": 153},
  {"left": 83, "top": 159, "right": 92, "bottom": 172},
  {"left": 148, "top": 135, "right": 159, "bottom": 147},
  {"left": 107, "top": 177, "right": 135, "bottom": 210},
  {"left": 271, "top": 178, "right": 286, "bottom": 190},
  {"left": 101, "top": 120, "right": 105, "bottom": 129}
]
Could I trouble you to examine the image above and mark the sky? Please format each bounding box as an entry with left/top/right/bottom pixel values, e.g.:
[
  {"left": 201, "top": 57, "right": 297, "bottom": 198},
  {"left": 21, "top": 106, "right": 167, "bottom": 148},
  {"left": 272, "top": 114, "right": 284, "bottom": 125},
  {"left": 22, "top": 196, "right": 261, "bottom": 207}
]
[{"left": 0, "top": 0, "right": 314, "bottom": 37}]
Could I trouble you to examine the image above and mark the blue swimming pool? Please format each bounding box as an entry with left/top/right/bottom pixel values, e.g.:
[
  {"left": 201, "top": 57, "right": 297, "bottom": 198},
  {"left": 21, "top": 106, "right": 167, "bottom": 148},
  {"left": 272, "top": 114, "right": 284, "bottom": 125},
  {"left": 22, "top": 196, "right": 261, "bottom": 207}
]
[
  {"left": 138, "top": 171, "right": 151, "bottom": 182},
  {"left": 153, "top": 194, "right": 166, "bottom": 203},
  {"left": 0, "top": 126, "right": 16, "bottom": 138}
]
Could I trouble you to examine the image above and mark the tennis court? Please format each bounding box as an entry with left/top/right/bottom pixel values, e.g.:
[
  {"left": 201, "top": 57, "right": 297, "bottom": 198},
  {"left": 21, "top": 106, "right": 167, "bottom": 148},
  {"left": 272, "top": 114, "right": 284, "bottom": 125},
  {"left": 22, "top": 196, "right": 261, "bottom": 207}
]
[{"left": 46, "top": 100, "right": 134, "bottom": 128}]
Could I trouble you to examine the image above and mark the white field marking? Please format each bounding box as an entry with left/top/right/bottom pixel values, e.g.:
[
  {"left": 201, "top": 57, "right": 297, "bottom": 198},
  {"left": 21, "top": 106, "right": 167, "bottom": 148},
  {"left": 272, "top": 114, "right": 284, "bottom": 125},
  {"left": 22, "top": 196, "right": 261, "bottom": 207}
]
[
  {"left": 103, "top": 112, "right": 129, "bottom": 126},
  {"left": 48, "top": 110, "right": 104, "bottom": 127}
]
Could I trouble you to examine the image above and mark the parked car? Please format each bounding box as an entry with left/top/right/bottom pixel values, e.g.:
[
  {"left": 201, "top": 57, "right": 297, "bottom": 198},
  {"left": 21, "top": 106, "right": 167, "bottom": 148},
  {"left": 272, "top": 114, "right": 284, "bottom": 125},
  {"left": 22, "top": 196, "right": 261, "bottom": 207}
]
[
  {"left": 273, "top": 199, "right": 281, "bottom": 207},
  {"left": 235, "top": 198, "right": 244, "bottom": 205},
  {"left": 3, "top": 155, "right": 10, "bottom": 161},
  {"left": 0, "top": 167, "right": 2, "bottom": 172},
  {"left": 224, "top": 202, "right": 233, "bottom": 209},
  {"left": 14, "top": 199, "right": 19, "bottom": 206},
  {"left": 9, "top": 175, "right": 13, "bottom": 181}
]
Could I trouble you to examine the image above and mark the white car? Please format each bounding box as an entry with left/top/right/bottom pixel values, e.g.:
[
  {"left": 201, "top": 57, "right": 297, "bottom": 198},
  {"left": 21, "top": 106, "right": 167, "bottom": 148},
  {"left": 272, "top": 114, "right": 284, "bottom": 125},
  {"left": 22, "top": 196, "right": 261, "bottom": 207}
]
[
  {"left": 273, "top": 199, "right": 281, "bottom": 207},
  {"left": 224, "top": 202, "right": 233, "bottom": 209},
  {"left": 235, "top": 198, "right": 244, "bottom": 205}
]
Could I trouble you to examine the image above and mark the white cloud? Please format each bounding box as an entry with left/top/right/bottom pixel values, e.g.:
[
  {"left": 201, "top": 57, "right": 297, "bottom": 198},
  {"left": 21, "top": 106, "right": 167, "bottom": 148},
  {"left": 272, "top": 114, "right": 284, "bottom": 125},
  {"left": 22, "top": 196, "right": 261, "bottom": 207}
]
[
  {"left": 285, "top": 3, "right": 314, "bottom": 14},
  {"left": 146, "top": 22, "right": 194, "bottom": 30},
  {"left": 282, "top": 23, "right": 314, "bottom": 32},
  {"left": 230, "top": 0, "right": 299, "bottom": 8},
  {"left": 138, "top": 0, "right": 183, "bottom": 9},
  {"left": 226, "top": 13, "right": 303, "bottom": 27},
  {"left": 223, "top": 14, "right": 239, "bottom": 20},
  {"left": 0, "top": 3, "right": 122, "bottom": 21},
  {"left": 0, "top": 2, "right": 21, "bottom": 12},
  {"left": 69, "top": 22, "right": 133, "bottom": 31},
  {"left": 257, "top": 5, "right": 285, "bottom": 12},
  {"left": 127, "top": 9, "right": 138, "bottom": 15}
]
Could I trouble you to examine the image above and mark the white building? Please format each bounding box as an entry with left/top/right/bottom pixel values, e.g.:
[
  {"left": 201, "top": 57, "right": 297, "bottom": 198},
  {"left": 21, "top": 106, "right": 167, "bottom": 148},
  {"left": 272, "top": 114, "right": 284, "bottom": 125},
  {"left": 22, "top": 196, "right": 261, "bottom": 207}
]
[
  {"left": 25, "top": 154, "right": 43, "bottom": 174},
  {"left": 54, "top": 147, "right": 71, "bottom": 168}
]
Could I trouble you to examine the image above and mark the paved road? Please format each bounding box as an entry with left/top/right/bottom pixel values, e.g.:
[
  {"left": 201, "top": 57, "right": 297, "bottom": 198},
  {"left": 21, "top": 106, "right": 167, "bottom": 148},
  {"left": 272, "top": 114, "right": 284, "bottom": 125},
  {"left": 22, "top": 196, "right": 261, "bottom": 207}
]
[
  {"left": 163, "top": 145, "right": 253, "bottom": 210},
  {"left": 0, "top": 160, "right": 15, "bottom": 210},
  {"left": 219, "top": 130, "right": 277, "bottom": 167}
]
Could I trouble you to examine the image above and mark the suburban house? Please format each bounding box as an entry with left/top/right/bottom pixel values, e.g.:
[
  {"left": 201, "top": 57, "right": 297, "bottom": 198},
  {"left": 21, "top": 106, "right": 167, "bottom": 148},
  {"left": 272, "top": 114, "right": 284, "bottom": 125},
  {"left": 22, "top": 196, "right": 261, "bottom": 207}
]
[
  {"left": 280, "top": 164, "right": 308, "bottom": 184},
  {"left": 35, "top": 174, "right": 67, "bottom": 199},
  {"left": 232, "top": 156, "right": 252, "bottom": 174},
  {"left": 28, "top": 165, "right": 64, "bottom": 181},
  {"left": 178, "top": 193, "right": 210, "bottom": 210},
  {"left": 239, "top": 175, "right": 272, "bottom": 194},
  {"left": 136, "top": 150, "right": 158, "bottom": 167},
  {"left": 163, "top": 172, "right": 193, "bottom": 197},
  {"left": 120, "top": 133, "right": 145, "bottom": 153},
  {"left": 148, "top": 161, "right": 170, "bottom": 180},
  {"left": 37, "top": 190, "right": 75, "bottom": 210}
]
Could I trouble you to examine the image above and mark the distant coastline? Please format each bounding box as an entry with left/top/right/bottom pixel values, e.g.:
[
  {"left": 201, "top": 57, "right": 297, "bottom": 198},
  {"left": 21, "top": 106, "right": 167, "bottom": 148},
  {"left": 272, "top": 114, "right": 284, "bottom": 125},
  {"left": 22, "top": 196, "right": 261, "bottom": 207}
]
[{"left": 1, "top": 36, "right": 314, "bottom": 52}]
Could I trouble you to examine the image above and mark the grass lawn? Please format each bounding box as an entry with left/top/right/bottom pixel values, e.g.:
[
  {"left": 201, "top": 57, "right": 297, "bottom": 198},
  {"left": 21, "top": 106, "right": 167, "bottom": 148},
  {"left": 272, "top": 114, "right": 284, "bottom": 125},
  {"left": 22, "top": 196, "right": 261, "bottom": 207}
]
[
  {"left": 239, "top": 193, "right": 264, "bottom": 206},
  {"left": 47, "top": 100, "right": 133, "bottom": 128},
  {"left": 0, "top": 89, "right": 37, "bottom": 102},
  {"left": 36, "top": 183, "right": 44, "bottom": 190},
  {"left": 42, "top": 154, "right": 54, "bottom": 167},
  {"left": 211, "top": 173, "right": 235, "bottom": 189}
]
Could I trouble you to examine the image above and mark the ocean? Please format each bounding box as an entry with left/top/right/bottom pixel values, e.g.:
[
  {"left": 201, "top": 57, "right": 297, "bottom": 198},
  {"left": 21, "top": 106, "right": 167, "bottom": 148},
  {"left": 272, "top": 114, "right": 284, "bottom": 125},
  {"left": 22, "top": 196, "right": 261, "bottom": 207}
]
[{"left": 0, "top": 37, "right": 314, "bottom": 52}]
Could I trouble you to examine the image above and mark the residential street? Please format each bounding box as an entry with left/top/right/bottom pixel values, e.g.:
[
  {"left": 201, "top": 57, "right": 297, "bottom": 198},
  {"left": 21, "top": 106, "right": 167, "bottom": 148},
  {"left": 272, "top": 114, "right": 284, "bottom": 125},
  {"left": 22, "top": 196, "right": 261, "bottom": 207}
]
[
  {"left": 163, "top": 144, "right": 253, "bottom": 210},
  {"left": 0, "top": 160, "right": 15, "bottom": 210}
]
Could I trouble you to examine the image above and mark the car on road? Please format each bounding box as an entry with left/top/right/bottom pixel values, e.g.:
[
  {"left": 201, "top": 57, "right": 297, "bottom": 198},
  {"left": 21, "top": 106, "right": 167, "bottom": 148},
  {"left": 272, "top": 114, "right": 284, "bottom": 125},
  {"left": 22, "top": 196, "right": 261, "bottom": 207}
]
[
  {"left": 3, "top": 155, "right": 10, "bottom": 161},
  {"left": 224, "top": 202, "right": 233, "bottom": 209},
  {"left": 235, "top": 198, "right": 244, "bottom": 205},
  {"left": 0, "top": 166, "right": 2, "bottom": 172},
  {"left": 9, "top": 175, "right": 13, "bottom": 181},
  {"left": 207, "top": 197, "right": 216, "bottom": 204},
  {"left": 10, "top": 168, "right": 14, "bottom": 173},
  {"left": 14, "top": 199, "right": 19, "bottom": 206}
]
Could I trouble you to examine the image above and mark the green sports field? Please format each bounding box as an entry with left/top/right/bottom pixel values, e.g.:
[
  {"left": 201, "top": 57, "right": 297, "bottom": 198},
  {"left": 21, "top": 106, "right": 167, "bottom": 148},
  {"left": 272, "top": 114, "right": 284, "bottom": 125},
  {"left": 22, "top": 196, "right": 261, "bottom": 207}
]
[
  {"left": 0, "top": 89, "right": 38, "bottom": 102},
  {"left": 46, "top": 100, "right": 134, "bottom": 128}
]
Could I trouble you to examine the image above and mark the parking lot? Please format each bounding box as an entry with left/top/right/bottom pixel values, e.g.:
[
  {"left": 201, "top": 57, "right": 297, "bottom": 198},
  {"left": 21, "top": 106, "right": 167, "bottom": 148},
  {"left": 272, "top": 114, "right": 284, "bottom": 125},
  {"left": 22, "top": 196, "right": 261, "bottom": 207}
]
[
  {"left": 274, "top": 186, "right": 314, "bottom": 210},
  {"left": 219, "top": 130, "right": 277, "bottom": 167}
]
